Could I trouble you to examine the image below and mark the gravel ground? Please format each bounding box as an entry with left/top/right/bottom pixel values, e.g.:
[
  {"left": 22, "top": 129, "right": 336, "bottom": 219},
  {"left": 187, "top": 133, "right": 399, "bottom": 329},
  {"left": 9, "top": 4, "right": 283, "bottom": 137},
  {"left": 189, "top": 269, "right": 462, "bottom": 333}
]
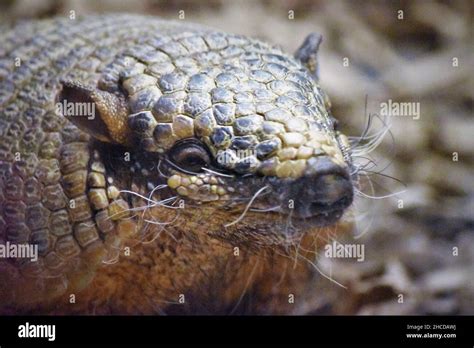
[{"left": 1, "top": 0, "right": 472, "bottom": 315}]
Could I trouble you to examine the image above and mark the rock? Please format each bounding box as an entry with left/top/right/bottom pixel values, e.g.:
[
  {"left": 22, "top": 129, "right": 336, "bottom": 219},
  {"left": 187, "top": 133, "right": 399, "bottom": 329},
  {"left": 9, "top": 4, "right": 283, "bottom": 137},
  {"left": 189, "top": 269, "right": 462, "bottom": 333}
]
[
  {"left": 419, "top": 267, "right": 470, "bottom": 293},
  {"left": 437, "top": 115, "right": 474, "bottom": 156}
]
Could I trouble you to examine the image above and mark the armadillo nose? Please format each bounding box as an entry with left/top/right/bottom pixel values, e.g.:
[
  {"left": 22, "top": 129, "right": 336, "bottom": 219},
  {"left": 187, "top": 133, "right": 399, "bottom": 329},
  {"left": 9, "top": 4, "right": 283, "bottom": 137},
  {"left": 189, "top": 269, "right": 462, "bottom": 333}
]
[{"left": 291, "top": 156, "right": 353, "bottom": 218}]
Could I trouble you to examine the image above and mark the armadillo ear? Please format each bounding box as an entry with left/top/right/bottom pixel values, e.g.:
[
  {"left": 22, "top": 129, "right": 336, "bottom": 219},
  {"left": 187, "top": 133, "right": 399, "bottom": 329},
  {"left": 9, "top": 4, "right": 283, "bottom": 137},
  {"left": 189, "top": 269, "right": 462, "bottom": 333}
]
[
  {"left": 294, "top": 33, "right": 323, "bottom": 81},
  {"left": 57, "top": 80, "right": 130, "bottom": 145}
]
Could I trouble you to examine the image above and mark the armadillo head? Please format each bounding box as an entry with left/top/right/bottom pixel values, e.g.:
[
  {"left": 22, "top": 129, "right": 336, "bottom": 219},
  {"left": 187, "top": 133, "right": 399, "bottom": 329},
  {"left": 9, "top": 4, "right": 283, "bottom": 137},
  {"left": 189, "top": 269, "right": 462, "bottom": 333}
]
[{"left": 58, "top": 31, "right": 354, "bottom": 248}]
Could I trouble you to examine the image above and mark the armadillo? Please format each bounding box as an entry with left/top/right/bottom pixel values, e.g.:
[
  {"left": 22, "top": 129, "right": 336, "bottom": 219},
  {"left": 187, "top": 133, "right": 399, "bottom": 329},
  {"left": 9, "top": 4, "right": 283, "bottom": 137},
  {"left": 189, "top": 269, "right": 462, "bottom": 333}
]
[{"left": 0, "top": 14, "right": 354, "bottom": 314}]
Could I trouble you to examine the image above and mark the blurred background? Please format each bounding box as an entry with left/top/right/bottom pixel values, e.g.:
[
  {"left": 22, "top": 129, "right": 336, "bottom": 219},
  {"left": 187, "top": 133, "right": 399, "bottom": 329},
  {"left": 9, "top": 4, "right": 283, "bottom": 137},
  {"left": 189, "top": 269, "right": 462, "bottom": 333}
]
[{"left": 1, "top": 0, "right": 472, "bottom": 314}]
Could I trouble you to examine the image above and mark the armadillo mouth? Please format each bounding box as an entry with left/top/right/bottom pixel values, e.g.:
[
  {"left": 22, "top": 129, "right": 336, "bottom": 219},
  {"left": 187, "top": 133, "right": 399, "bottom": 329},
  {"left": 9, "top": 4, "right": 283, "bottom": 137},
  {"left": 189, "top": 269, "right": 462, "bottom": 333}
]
[
  {"left": 229, "top": 196, "right": 351, "bottom": 235},
  {"left": 218, "top": 170, "right": 353, "bottom": 230},
  {"left": 293, "top": 208, "right": 346, "bottom": 227},
  {"left": 252, "top": 172, "right": 353, "bottom": 220},
  {"left": 254, "top": 204, "right": 348, "bottom": 228}
]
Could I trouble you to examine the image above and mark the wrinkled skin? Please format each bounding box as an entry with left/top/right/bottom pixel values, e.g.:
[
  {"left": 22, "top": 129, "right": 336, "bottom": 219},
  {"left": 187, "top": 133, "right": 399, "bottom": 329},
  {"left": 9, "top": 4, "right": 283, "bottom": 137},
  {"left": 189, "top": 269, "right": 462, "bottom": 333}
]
[{"left": 0, "top": 15, "right": 354, "bottom": 314}]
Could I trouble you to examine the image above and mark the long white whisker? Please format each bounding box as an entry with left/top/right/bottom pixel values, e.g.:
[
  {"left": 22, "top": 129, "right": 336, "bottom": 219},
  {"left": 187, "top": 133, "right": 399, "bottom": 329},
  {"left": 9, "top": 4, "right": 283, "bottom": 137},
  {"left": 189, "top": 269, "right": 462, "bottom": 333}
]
[
  {"left": 202, "top": 167, "right": 235, "bottom": 178},
  {"left": 224, "top": 186, "right": 269, "bottom": 227},
  {"left": 156, "top": 159, "right": 170, "bottom": 178},
  {"left": 356, "top": 189, "right": 406, "bottom": 200},
  {"left": 144, "top": 212, "right": 179, "bottom": 226},
  {"left": 164, "top": 158, "right": 203, "bottom": 176},
  {"left": 250, "top": 205, "right": 281, "bottom": 212},
  {"left": 120, "top": 190, "right": 180, "bottom": 209},
  {"left": 298, "top": 252, "right": 347, "bottom": 289}
]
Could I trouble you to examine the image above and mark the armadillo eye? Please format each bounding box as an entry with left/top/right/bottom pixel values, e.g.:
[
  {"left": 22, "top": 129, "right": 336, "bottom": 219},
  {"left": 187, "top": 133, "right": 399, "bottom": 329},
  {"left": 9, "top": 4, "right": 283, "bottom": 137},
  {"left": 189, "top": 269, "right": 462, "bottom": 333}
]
[{"left": 168, "top": 140, "right": 211, "bottom": 173}]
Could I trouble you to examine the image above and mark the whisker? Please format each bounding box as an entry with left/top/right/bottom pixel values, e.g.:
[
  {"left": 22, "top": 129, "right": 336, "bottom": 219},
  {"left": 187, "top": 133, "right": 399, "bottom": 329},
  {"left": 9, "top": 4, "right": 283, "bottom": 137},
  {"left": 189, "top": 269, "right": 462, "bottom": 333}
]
[
  {"left": 249, "top": 205, "right": 281, "bottom": 212},
  {"left": 120, "top": 190, "right": 180, "bottom": 209},
  {"left": 164, "top": 158, "right": 204, "bottom": 176},
  {"left": 202, "top": 167, "right": 235, "bottom": 178},
  {"left": 144, "top": 212, "right": 179, "bottom": 226},
  {"left": 156, "top": 159, "right": 170, "bottom": 178},
  {"left": 297, "top": 252, "right": 347, "bottom": 289},
  {"left": 228, "top": 259, "right": 260, "bottom": 315},
  {"left": 102, "top": 247, "right": 121, "bottom": 265},
  {"left": 356, "top": 188, "right": 406, "bottom": 200},
  {"left": 141, "top": 226, "right": 165, "bottom": 244},
  {"left": 284, "top": 209, "right": 295, "bottom": 243},
  {"left": 349, "top": 100, "right": 393, "bottom": 159},
  {"left": 269, "top": 236, "right": 347, "bottom": 289},
  {"left": 352, "top": 171, "right": 376, "bottom": 239},
  {"left": 224, "top": 186, "right": 270, "bottom": 227}
]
